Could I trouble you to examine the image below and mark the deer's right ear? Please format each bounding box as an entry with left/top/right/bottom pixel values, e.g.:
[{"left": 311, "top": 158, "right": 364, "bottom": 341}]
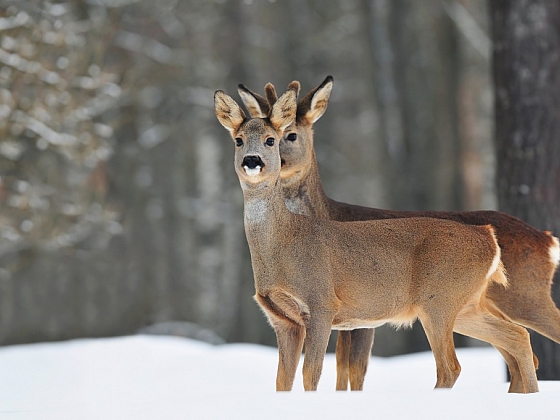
[
  {"left": 298, "top": 75, "right": 333, "bottom": 124},
  {"left": 238, "top": 84, "right": 269, "bottom": 118},
  {"left": 270, "top": 89, "right": 297, "bottom": 132},
  {"left": 215, "top": 90, "right": 246, "bottom": 133}
]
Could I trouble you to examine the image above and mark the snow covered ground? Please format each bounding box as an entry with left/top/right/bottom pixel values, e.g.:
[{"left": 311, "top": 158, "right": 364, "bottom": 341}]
[{"left": 0, "top": 335, "right": 558, "bottom": 420}]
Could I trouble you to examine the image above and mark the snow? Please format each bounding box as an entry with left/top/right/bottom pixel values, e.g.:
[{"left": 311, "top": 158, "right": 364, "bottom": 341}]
[{"left": 0, "top": 335, "right": 558, "bottom": 420}]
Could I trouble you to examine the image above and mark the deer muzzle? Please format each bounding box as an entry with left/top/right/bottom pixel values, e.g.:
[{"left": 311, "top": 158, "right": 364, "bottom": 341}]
[{"left": 242, "top": 155, "right": 264, "bottom": 176}]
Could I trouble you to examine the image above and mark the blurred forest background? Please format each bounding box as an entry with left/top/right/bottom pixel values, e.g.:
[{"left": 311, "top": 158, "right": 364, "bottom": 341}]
[{"left": 0, "top": 0, "right": 558, "bottom": 370}]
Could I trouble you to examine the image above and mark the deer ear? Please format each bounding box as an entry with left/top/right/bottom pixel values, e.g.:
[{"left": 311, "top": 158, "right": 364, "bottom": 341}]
[
  {"left": 270, "top": 89, "right": 297, "bottom": 132},
  {"left": 237, "top": 84, "right": 269, "bottom": 118},
  {"left": 215, "top": 90, "right": 246, "bottom": 133},
  {"left": 298, "top": 75, "right": 333, "bottom": 124}
]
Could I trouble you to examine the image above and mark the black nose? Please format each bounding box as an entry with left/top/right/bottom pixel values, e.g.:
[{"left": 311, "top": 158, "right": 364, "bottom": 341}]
[{"left": 242, "top": 155, "right": 264, "bottom": 169}]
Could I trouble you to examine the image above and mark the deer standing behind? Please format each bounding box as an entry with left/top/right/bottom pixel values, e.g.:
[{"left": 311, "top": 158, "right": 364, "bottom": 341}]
[
  {"left": 237, "top": 76, "right": 560, "bottom": 393},
  {"left": 214, "top": 87, "right": 539, "bottom": 393}
]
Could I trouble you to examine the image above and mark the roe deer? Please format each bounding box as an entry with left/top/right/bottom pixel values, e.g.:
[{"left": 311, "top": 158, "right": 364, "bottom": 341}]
[
  {"left": 238, "top": 76, "right": 560, "bottom": 393},
  {"left": 214, "top": 87, "right": 539, "bottom": 393}
]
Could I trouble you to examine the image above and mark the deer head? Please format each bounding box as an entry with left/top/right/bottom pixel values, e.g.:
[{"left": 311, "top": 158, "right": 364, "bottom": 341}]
[
  {"left": 238, "top": 76, "right": 334, "bottom": 187},
  {"left": 215, "top": 88, "right": 298, "bottom": 191}
]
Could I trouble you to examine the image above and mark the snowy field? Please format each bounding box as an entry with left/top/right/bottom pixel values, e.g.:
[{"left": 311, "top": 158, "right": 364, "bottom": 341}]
[{"left": 0, "top": 335, "right": 558, "bottom": 420}]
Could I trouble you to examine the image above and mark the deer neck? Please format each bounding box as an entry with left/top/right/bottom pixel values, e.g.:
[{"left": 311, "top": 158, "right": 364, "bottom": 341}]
[
  {"left": 242, "top": 177, "right": 292, "bottom": 239},
  {"left": 282, "top": 151, "right": 330, "bottom": 218}
]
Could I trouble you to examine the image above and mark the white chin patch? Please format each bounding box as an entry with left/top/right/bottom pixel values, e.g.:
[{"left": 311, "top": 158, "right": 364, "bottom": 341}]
[{"left": 244, "top": 166, "right": 262, "bottom": 176}]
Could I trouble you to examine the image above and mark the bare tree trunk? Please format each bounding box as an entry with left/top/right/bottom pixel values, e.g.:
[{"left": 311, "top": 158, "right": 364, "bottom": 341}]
[
  {"left": 365, "top": 0, "right": 492, "bottom": 355},
  {"left": 368, "top": 0, "right": 464, "bottom": 213},
  {"left": 491, "top": 0, "right": 560, "bottom": 379}
]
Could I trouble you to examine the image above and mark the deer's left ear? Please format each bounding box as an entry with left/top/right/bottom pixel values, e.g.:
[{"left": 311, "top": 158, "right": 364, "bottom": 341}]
[
  {"left": 298, "top": 75, "right": 333, "bottom": 124},
  {"left": 270, "top": 89, "right": 297, "bottom": 132},
  {"left": 215, "top": 90, "right": 246, "bottom": 133}
]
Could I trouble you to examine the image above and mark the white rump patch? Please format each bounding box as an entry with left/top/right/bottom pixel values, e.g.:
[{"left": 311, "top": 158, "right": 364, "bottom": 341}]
[
  {"left": 551, "top": 236, "right": 560, "bottom": 265},
  {"left": 244, "top": 165, "right": 261, "bottom": 176},
  {"left": 486, "top": 246, "right": 501, "bottom": 280}
]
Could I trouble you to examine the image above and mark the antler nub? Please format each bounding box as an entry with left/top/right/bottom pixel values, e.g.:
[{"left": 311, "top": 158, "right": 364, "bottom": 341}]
[
  {"left": 264, "top": 83, "right": 278, "bottom": 108},
  {"left": 287, "top": 81, "right": 301, "bottom": 98}
]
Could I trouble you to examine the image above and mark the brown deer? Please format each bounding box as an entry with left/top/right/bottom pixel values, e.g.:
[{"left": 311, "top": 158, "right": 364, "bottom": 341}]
[
  {"left": 237, "top": 76, "right": 560, "bottom": 393},
  {"left": 214, "top": 86, "right": 539, "bottom": 393}
]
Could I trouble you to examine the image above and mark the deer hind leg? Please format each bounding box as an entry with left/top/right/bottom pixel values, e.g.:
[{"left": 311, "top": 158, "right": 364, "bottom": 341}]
[
  {"left": 303, "top": 317, "right": 334, "bottom": 391},
  {"left": 348, "top": 328, "right": 375, "bottom": 391},
  {"left": 454, "top": 307, "right": 539, "bottom": 394},
  {"left": 335, "top": 331, "right": 351, "bottom": 391},
  {"left": 493, "top": 346, "right": 524, "bottom": 393},
  {"left": 498, "top": 286, "right": 560, "bottom": 345},
  {"left": 487, "top": 259, "right": 560, "bottom": 345},
  {"left": 418, "top": 310, "right": 461, "bottom": 389}
]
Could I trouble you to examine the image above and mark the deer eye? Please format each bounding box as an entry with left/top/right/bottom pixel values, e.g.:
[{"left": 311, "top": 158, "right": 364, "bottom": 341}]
[
  {"left": 265, "top": 137, "right": 275, "bottom": 146},
  {"left": 286, "top": 133, "right": 297, "bottom": 142},
  {"left": 235, "top": 138, "right": 243, "bottom": 147}
]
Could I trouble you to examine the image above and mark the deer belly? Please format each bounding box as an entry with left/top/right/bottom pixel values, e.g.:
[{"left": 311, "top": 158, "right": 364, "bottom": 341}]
[
  {"left": 332, "top": 305, "right": 418, "bottom": 330},
  {"left": 332, "top": 319, "right": 388, "bottom": 330}
]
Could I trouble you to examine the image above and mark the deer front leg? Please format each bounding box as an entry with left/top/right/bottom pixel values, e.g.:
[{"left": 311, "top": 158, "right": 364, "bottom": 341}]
[
  {"left": 349, "top": 328, "right": 375, "bottom": 391},
  {"left": 335, "top": 331, "right": 351, "bottom": 390},
  {"left": 336, "top": 329, "right": 375, "bottom": 391},
  {"left": 303, "top": 316, "right": 333, "bottom": 391},
  {"left": 274, "top": 321, "right": 305, "bottom": 391}
]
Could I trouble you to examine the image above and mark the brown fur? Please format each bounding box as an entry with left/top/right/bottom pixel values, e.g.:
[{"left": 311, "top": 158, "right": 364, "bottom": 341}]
[
  {"left": 238, "top": 84, "right": 269, "bottom": 118},
  {"left": 238, "top": 76, "right": 559, "bottom": 393},
  {"left": 215, "top": 88, "right": 539, "bottom": 393}
]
